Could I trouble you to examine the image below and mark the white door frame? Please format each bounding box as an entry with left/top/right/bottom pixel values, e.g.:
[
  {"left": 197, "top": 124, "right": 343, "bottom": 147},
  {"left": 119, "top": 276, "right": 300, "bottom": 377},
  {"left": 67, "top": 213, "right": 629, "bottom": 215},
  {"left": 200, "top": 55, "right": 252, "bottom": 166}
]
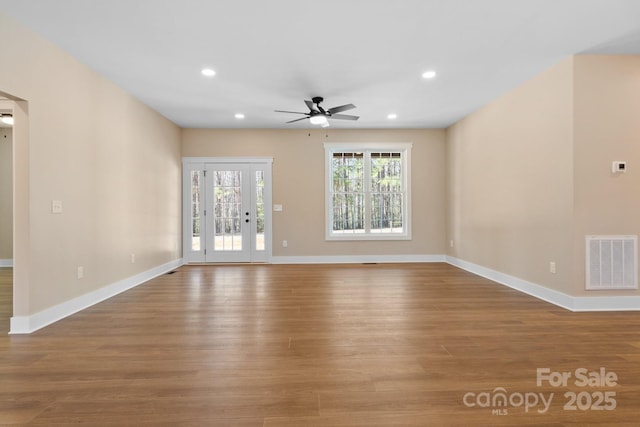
[{"left": 182, "top": 157, "right": 273, "bottom": 263}]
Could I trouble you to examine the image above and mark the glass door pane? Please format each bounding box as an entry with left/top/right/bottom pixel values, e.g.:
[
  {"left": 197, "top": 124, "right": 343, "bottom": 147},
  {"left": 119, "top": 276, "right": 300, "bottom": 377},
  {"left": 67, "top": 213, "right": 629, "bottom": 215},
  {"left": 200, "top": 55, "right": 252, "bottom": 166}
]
[
  {"left": 255, "top": 170, "right": 265, "bottom": 251},
  {"left": 213, "top": 170, "right": 243, "bottom": 251},
  {"left": 191, "top": 170, "right": 202, "bottom": 251},
  {"left": 205, "top": 164, "right": 251, "bottom": 262},
  {"left": 182, "top": 162, "right": 206, "bottom": 263}
]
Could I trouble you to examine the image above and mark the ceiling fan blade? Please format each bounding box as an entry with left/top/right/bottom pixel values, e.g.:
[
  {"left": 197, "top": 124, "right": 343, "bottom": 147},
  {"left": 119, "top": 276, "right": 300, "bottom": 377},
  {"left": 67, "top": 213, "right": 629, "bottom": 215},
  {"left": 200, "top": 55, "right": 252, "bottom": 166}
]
[
  {"left": 327, "top": 104, "right": 356, "bottom": 114},
  {"left": 330, "top": 114, "right": 359, "bottom": 121},
  {"left": 286, "top": 117, "right": 309, "bottom": 123},
  {"left": 275, "top": 110, "right": 308, "bottom": 115},
  {"left": 304, "top": 100, "right": 318, "bottom": 112}
]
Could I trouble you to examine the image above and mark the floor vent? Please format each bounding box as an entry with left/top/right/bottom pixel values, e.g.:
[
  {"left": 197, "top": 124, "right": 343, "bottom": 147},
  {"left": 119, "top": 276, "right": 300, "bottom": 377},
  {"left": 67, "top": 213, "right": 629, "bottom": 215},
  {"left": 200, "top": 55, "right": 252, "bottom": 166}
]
[{"left": 586, "top": 235, "right": 638, "bottom": 290}]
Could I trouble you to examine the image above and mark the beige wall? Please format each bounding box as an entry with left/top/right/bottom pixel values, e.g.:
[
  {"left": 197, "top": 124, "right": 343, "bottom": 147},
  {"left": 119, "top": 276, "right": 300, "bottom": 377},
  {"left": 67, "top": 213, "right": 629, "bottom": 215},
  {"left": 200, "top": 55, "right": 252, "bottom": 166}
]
[
  {"left": 0, "top": 13, "right": 182, "bottom": 315},
  {"left": 572, "top": 55, "right": 640, "bottom": 296},
  {"left": 447, "top": 58, "right": 575, "bottom": 294},
  {"left": 183, "top": 128, "right": 447, "bottom": 257},
  {"left": 0, "top": 127, "right": 11, "bottom": 259},
  {"left": 448, "top": 54, "right": 640, "bottom": 298}
]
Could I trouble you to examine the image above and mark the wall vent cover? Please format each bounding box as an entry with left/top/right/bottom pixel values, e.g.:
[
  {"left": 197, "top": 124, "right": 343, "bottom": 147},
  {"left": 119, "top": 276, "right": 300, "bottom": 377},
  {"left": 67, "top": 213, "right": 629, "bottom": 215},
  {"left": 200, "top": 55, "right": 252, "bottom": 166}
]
[{"left": 586, "top": 235, "right": 638, "bottom": 290}]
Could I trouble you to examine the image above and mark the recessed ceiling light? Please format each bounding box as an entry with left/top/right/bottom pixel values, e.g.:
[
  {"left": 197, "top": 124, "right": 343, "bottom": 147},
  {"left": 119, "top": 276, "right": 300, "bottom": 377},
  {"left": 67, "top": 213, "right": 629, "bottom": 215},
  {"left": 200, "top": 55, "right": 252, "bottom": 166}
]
[
  {"left": 422, "top": 70, "right": 437, "bottom": 79},
  {"left": 235, "top": 113, "right": 245, "bottom": 119},
  {"left": 201, "top": 68, "right": 216, "bottom": 77},
  {"left": 387, "top": 113, "right": 397, "bottom": 120}
]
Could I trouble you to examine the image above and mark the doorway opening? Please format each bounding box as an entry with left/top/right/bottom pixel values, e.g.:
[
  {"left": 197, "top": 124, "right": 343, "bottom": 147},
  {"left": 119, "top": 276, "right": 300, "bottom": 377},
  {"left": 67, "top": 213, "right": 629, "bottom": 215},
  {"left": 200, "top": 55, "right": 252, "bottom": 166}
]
[
  {"left": 0, "top": 93, "right": 29, "bottom": 334},
  {"left": 182, "top": 158, "right": 273, "bottom": 263},
  {"left": 0, "top": 113, "right": 12, "bottom": 334},
  {"left": 0, "top": 96, "right": 17, "bottom": 333}
]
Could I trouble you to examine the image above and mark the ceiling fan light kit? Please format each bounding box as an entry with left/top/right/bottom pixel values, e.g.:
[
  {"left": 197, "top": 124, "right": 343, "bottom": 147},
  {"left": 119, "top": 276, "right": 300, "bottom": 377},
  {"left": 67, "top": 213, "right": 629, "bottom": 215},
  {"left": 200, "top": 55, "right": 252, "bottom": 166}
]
[
  {"left": 0, "top": 114, "right": 13, "bottom": 126},
  {"left": 275, "top": 96, "right": 359, "bottom": 126},
  {"left": 309, "top": 114, "right": 327, "bottom": 125}
]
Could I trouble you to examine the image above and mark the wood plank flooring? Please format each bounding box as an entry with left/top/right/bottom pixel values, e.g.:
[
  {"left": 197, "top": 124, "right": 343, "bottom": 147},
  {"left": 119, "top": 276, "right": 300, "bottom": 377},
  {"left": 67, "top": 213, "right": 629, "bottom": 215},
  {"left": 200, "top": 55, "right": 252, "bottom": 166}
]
[
  {"left": 1, "top": 263, "right": 639, "bottom": 426},
  {"left": 0, "top": 268, "right": 11, "bottom": 336}
]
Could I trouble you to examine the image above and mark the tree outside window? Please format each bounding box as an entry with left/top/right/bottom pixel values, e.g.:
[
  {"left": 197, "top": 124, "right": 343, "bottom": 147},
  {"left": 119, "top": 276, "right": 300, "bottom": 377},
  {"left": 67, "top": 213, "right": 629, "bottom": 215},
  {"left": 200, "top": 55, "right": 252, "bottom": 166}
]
[{"left": 325, "top": 143, "right": 411, "bottom": 240}]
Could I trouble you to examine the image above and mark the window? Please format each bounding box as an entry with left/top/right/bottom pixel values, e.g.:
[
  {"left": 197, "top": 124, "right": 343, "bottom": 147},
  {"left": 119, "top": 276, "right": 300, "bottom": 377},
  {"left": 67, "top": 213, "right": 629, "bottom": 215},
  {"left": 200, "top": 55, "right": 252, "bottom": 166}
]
[
  {"left": 190, "top": 169, "right": 202, "bottom": 251},
  {"left": 325, "top": 143, "right": 412, "bottom": 240}
]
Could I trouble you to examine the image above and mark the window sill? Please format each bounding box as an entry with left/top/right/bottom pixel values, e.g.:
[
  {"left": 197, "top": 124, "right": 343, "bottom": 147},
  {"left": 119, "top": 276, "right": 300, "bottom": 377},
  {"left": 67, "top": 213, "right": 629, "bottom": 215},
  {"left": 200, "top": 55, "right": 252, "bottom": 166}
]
[{"left": 326, "top": 233, "right": 412, "bottom": 241}]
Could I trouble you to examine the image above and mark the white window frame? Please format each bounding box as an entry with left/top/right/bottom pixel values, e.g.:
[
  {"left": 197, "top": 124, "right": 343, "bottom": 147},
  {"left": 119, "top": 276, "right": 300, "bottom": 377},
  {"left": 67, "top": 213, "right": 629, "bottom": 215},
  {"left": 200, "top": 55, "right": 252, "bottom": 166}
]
[{"left": 324, "top": 142, "right": 412, "bottom": 241}]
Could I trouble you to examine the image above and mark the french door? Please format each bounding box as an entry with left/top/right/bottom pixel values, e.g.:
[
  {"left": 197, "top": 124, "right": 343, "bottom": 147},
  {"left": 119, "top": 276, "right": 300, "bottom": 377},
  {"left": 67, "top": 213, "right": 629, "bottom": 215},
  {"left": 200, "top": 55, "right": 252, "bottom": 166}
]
[{"left": 183, "top": 159, "right": 272, "bottom": 263}]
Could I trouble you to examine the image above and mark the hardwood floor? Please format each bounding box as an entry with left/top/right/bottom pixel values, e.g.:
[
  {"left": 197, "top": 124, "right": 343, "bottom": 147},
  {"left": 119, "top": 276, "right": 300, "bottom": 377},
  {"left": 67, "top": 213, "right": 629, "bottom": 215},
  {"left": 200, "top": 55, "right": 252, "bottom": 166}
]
[
  {"left": 1, "top": 263, "right": 639, "bottom": 426},
  {"left": 0, "top": 268, "right": 11, "bottom": 336}
]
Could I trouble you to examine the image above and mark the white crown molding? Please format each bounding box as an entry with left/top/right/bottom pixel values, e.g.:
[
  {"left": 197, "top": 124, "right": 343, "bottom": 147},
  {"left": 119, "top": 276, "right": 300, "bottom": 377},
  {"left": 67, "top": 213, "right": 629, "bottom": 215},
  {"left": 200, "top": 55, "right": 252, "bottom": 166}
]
[{"left": 9, "top": 258, "right": 184, "bottom": 334}]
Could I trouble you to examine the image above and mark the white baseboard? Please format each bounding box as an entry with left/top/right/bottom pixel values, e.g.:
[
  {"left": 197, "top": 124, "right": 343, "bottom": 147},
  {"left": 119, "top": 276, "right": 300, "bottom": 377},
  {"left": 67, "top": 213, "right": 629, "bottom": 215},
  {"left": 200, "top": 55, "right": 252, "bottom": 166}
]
[
  {"left": 0, "top": 259, "right": 13, "bottom": 267},
  {"left": 446, "top": 256, "right": 640, "bottom": 312},
  {"left": 10, "top": 255, "right": 637, "bottom": 334},
  {"left": 9, "top": 258, "right": 184, "bottom": 334},
  {"left": 569, "top": 295, "right": 640, "bottom": 311},
  {"left": 270, "top": 254, "right": 446, "bottom": 264}
]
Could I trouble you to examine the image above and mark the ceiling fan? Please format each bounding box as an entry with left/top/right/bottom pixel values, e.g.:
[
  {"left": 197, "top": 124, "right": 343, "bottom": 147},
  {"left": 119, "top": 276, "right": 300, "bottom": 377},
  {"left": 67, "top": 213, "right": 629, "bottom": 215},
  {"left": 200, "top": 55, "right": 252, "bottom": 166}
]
[{"left": 275, "top": 96, "right": 359, "bottom": 127}]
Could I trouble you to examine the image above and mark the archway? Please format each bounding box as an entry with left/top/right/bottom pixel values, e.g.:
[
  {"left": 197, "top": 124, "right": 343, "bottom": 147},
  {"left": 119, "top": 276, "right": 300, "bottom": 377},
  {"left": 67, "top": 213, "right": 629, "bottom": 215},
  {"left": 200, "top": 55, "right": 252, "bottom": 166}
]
[{"left": 0, "top": 93, "right": 29, "bottom": 334}]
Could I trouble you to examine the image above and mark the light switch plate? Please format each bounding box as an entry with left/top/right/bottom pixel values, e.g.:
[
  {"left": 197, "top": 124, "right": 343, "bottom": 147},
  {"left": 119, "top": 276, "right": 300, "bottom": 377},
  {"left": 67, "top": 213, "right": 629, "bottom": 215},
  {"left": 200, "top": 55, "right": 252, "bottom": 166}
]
[{"left": 52, "top": 200, "right": 63, "bottom": 214}]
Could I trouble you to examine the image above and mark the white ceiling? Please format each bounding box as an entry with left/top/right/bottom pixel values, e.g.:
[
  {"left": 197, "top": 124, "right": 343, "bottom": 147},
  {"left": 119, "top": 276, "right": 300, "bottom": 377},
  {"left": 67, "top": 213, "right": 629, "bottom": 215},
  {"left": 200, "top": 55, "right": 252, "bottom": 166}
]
[{"left": 1, "top": 0, "right": 640, "bottom": 129}]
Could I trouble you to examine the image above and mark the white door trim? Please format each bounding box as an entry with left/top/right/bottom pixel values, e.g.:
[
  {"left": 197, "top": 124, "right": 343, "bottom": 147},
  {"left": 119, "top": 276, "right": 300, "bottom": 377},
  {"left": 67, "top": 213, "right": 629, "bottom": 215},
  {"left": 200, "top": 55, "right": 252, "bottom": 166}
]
[
  {"left": 182, "top": 157, "right": 273, "bottom": 264},
  {"left": 183, "top": 157, "right": 273, "bottom": 164}
]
